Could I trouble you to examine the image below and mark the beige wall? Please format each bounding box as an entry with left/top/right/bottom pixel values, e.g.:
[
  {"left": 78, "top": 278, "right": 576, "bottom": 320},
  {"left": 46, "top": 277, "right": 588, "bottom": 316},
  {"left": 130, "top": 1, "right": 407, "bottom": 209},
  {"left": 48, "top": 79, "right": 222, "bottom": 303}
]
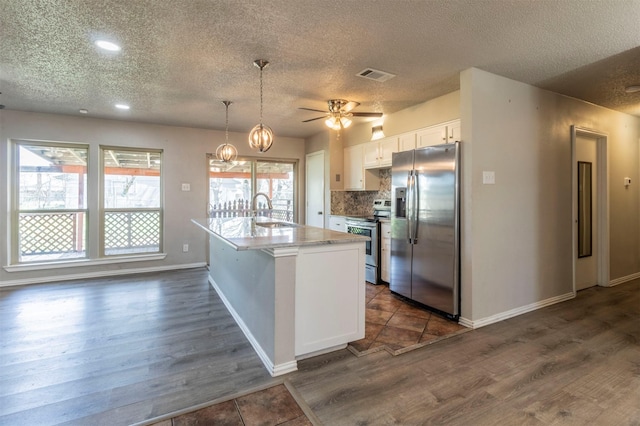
[
  {"left": 460, "top": 67, "right": 640, "bottom": 323},
  {"left": 0, "top": 110, "right": 305, "bottom": 285}
]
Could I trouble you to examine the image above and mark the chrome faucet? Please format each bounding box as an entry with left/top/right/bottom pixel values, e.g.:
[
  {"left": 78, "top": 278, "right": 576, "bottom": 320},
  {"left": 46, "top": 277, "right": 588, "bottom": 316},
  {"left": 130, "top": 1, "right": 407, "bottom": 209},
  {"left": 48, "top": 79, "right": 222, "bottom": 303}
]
[{"left": 251, "top": 192, "right": 273, "bottom": 215}]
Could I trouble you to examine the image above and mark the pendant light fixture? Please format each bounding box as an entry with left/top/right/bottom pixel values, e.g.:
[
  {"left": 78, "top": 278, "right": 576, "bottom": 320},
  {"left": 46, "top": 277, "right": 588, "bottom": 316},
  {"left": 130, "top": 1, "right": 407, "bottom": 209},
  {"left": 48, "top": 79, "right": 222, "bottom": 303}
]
[
  {"left": 248, "top": 59, "right": 274, "bottom": 153},
  {"left": 216, "top": 101, "right": 238, "bottom": 163}
]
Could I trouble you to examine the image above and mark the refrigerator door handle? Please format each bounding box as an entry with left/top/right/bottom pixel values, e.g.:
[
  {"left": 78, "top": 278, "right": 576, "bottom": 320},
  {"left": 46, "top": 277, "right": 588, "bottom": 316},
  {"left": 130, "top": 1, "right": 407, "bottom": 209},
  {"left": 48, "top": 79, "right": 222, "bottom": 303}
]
[
  {"left": 406, "top": 171, "right": 414, "bottom": 243},
  {"left": 412, "top": 170, "right": 419, "bottom": 243}
]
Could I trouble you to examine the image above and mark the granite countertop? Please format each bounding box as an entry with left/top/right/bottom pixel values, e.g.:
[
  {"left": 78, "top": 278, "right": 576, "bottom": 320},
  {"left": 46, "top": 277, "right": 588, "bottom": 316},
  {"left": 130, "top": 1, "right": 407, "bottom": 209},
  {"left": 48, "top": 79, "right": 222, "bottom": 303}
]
[{"left": 192, "top": 216, "right": 369, "bottom": 251}]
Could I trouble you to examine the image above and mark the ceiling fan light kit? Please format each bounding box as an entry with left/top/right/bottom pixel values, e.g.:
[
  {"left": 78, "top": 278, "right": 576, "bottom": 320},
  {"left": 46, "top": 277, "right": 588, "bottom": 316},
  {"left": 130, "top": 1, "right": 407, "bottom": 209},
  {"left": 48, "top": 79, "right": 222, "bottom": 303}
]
[
  {"left": 248, "top": 59, "right": 274, "bottom": 153},
  {"left": 325, "top": 116, "right": 352, "bottom": 130},
  {"left": 216, "top": 100, "right": 238, "bottom": 163},
  {"left": 300, "top": 99, "right": 383, "bottom": 131}
]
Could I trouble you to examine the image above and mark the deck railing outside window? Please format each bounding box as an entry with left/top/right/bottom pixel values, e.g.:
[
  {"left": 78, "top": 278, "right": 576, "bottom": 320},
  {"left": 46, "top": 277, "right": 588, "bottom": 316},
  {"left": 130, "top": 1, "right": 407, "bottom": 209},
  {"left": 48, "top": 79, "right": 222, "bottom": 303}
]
[{"left": 209, "top": 198, "right": 293, "bottom": 222}]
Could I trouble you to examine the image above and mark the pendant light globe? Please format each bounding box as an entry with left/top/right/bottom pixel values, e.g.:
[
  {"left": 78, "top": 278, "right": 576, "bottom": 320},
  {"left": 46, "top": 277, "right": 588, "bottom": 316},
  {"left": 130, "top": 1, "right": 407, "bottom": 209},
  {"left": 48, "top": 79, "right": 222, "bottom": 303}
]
[
  {"left": 216, "top": 142, "right": 238, "bottom": 162},
  {"left": 248, "top": 123, "right": 274, "bottom": 152},
  {"left": 248, "top": 59, "right": 274, "bottom": 153}
]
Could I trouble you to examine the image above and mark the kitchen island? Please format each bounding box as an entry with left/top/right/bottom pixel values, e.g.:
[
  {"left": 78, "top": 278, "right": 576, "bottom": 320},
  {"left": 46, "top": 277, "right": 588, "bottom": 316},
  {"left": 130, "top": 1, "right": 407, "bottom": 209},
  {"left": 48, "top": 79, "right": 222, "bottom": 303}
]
[{"left": 192, "top": 216, "right": 368, "bottom": 376}]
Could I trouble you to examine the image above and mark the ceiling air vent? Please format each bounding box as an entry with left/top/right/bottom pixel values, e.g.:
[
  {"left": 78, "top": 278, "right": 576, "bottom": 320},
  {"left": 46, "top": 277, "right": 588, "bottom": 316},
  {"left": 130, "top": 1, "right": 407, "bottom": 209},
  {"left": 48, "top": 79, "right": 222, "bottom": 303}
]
[{"left": 356, "top": 68, "right": 396, "bottom": 82}]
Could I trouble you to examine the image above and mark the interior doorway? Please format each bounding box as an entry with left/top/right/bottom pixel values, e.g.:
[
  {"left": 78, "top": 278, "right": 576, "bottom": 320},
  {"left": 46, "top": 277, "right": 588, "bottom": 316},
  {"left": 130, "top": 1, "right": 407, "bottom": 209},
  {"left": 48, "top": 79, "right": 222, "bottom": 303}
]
[{"left": 571, "top": 126, "right": 609, "bottom": 292}]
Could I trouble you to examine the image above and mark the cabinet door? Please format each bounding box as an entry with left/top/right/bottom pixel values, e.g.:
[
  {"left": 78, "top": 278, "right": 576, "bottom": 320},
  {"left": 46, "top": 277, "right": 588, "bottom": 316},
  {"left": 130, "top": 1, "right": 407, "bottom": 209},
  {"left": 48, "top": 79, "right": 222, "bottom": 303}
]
[
  {"left": 381, "top": 223, "right": 391, "bottom": 282},
  {"left": 344, "top": 145, "right": 364, "bottom": 190},
  {"left": 399, "top": 133, "right": 416, "bottom": 152},
  {"left": 447, "top": 120, "right": 461, "bottom": 143},
  {"left": 363, "top": 142, "right": 380, "bottom": 168},
  {"left": 329, "top": 216, "right": 346, "bottom": 232},
  {"left": 378, "top": 137, "right": 398, "bottom": 167},
  {"left": 417, "top": 125, "right": 446, "bottom": 148}
]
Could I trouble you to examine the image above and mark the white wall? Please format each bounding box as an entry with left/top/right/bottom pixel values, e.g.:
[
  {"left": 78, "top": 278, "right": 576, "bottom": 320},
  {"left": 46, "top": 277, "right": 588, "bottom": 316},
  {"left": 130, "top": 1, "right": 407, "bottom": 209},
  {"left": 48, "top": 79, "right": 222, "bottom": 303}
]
[
  {"left": 460, "top": 67, "right": 640, "bottom": 324},
  {"left": 0, "top": 110, "right": 305, "bottom": 285}
]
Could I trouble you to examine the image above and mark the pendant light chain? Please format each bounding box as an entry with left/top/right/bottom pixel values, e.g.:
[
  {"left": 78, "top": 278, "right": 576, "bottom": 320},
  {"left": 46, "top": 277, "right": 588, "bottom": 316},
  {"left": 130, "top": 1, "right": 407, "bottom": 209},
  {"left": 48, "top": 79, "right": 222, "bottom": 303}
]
[
  {"left": 259, "top": 66, "right": 264, "bottom": 125},
  {"left": 225, "top": 102, "right": 230, "bottom": 142}
]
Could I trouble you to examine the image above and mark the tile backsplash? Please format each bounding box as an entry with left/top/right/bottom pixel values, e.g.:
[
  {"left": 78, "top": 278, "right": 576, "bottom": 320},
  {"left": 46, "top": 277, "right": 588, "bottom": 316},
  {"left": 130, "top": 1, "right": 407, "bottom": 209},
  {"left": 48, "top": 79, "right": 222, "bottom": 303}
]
[{"left": 331, "top": 169, "right": 391, "bottom": 216}]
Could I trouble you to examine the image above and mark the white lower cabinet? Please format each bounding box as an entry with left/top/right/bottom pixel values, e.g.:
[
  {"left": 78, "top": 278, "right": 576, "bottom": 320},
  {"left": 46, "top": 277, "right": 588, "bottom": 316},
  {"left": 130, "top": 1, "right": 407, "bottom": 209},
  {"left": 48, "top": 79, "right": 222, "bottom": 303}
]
[
  {"left": 329, "top": 215, "right": 347, "bottom": 232},
  {"left": 381, "top": 221, "right": 391, "bottom": 283}
]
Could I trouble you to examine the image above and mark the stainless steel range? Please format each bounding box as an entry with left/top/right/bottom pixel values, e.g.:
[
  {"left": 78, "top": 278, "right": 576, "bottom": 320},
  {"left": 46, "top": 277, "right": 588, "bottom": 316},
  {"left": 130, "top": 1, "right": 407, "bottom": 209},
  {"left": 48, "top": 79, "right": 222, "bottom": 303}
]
[{"left": 345, "top": 199, "right": 391, "bottom": 284}]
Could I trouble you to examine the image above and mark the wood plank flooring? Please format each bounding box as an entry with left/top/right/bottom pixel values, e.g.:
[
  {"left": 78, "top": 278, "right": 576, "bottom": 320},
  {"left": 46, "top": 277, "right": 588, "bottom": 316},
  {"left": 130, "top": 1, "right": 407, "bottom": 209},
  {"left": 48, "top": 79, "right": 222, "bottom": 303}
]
[
  {"left": 1, "top": 269, "right": 638, "bottom": 425},
  {"left": 0, "top": 269, "right": 278, "bottom": 425}
]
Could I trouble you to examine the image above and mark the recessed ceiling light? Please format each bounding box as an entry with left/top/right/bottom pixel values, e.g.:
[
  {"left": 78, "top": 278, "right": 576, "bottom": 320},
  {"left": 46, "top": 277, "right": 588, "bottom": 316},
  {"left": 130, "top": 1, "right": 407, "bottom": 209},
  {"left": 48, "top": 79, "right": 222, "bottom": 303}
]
[
  {"left": 95, "top": 40, "right": 121, "bottom": 52},
  {"left": 624, "top": 85, "right": 640, "bottom": 93},
  {"left": 79, "top": 109, "right": 88, "bottom": 114},
  {"left": 115, "top": 104, "right": 130, "bottom": 110}
]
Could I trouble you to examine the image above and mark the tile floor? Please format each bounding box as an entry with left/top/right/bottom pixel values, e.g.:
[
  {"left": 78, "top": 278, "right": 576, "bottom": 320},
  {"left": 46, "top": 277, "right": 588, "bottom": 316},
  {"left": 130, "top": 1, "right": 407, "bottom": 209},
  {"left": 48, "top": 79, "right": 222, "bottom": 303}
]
[
  {"left": 348, "top": 283, "right": 469, "bottom": 356},
  {"left": 149, "top": 384, "right": 312, "bottom": 426}
]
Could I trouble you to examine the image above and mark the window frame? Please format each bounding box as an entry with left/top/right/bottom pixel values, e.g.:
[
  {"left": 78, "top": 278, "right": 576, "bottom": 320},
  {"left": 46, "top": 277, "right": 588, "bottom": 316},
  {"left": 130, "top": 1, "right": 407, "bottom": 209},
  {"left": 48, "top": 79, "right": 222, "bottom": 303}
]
[
  {"left": 11, "top": 139, "right": 90, "bottom": 265},
  {"left": 207, "top": 154, "right": 298, "bottom": 223},
  {"left": 99, "top": 145, "right": 164, "bottom": 257}
]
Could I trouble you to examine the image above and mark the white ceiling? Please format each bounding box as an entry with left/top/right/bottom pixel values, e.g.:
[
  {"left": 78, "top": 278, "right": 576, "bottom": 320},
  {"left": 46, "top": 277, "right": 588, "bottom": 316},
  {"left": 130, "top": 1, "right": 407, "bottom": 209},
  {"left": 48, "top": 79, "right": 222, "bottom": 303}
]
[{"left": 1, "top": 0, "right": 639, "bottom": 139}]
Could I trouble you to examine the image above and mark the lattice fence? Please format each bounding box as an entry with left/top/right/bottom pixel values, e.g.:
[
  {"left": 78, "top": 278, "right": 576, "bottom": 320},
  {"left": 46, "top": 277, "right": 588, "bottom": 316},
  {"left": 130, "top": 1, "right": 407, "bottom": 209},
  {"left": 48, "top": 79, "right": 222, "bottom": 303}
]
[
  {"left": 104, "top": 210, "right": 160, "bottom": 253},
  {"left": 19, "top": 212, "right": 84, "bottom": 255}
]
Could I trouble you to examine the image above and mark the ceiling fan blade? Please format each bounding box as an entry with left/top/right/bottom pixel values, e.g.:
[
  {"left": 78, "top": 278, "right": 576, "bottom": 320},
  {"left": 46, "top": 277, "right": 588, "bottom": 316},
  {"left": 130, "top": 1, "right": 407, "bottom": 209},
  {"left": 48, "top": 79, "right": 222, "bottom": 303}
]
[
  {"left": 343, "top": 101, "right": 361, "bottom": 112},
  {"left": 298, "top": 107, "right": 328, "bottom": 113},
  {"left": 351, "top": 112, "right": 383, "bottom": 118},
  {"left": 302, "top": 116, "right": 327, "bottom": 123}
]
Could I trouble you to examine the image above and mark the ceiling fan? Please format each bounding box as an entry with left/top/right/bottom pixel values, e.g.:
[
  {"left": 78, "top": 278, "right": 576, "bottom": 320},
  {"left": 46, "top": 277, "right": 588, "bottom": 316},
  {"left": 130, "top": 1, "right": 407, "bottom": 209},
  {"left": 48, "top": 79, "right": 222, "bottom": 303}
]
[{"left": 299, "top": 99, "right": 383, "bottom": 130}]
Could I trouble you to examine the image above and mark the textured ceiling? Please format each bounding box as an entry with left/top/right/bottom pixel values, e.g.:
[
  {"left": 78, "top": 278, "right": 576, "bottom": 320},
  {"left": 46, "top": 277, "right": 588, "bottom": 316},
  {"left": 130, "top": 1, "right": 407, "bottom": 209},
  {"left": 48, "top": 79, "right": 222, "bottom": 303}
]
[{"left": 1, "top": 0, "right": 639, "bottom": 139}]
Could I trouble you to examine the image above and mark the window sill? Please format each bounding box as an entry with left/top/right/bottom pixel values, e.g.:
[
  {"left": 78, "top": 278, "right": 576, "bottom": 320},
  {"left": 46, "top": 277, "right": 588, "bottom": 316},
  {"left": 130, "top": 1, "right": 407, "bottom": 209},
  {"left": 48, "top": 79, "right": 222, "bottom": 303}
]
[{"left": 3, "top": 253, "right": 168, "bottom": 273}]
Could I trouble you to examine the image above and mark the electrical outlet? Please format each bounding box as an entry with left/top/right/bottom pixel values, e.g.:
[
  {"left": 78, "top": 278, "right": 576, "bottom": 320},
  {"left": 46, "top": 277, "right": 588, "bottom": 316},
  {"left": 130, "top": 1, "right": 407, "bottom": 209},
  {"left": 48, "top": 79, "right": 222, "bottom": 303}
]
[
  {"left": 181, "top": 183, "right": 190, "bottom": 191},
  {"left": 182, "top": 243, "right": 189, "bottom": 252},
  {"left": 482, "top": 171, "right": 495, "bottom": 184}
]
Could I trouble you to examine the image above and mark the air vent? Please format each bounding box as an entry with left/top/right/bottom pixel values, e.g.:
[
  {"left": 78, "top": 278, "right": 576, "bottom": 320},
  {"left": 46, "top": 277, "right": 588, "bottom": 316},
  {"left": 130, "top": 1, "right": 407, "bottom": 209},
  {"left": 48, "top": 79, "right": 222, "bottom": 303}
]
[{"left": 356, "top": 68, "right": 396, "bottom": 82}]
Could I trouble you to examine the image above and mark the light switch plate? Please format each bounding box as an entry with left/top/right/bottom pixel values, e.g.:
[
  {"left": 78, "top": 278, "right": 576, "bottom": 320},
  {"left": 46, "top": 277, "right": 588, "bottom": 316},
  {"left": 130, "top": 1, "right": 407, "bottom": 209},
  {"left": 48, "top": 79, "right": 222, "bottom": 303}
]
[
  {"left": 181, "top": 183, "right": 190, "bottom": 191},
  {"left": 482, "top": 171, "right": 495, "bottom": 184}
]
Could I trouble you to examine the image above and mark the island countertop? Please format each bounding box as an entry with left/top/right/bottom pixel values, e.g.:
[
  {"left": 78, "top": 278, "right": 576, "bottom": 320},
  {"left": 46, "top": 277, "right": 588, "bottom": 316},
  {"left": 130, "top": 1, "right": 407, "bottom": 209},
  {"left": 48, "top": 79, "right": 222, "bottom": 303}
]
[{"left": 192, "top": 216, "right": 369, "bottom": 251}]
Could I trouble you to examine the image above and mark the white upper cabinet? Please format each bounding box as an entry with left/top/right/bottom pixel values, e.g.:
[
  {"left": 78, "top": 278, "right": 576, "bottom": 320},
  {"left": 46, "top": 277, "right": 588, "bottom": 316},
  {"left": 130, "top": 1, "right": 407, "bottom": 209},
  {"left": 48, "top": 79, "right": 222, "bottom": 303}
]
[
  {"left": 344, "top": 144, "right": 380, "bottom": 191},
  {"left": 399, "top": 132, "right": 417, "bottom": 152},
  {"left": 364, "top": 137, "right": 398, "bottom": 169},
  {"left": 417, "top": 120, "right": 461, "bottom": 148}
]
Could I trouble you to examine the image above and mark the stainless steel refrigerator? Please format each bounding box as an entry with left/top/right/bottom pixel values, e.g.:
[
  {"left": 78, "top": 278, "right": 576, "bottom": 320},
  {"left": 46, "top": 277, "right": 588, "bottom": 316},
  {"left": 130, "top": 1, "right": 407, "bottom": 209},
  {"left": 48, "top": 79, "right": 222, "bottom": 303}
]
[{"left": 390, "top": 142, "right": 460, "bottom": 319}]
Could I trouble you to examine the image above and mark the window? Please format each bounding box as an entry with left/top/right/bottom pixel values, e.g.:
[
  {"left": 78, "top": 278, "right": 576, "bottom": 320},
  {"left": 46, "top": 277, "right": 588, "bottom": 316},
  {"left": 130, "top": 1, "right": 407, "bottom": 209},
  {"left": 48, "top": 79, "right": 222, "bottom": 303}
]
[
  {"left": 102, "top": 147, "right": 162, "bottom": 256},
  {"left": 14, "top": 141, "right": 88, "bottom": 263},
  {"left": 208, "top": 156, "right": 296, "bottom": 221}
]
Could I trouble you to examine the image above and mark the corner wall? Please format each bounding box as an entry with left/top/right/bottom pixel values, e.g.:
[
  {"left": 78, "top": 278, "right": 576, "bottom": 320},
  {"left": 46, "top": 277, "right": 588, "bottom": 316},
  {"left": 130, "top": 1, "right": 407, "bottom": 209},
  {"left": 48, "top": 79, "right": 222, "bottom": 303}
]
[{"left": 460, "top": 67, "right": 640, "bottom": 324}]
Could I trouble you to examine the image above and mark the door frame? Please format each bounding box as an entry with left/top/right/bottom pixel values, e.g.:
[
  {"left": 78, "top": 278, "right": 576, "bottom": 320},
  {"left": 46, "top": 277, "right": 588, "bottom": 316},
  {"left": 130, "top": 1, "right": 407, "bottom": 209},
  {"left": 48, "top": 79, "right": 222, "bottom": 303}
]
[{"left": 571, "top": 125, "right": 609, "bottom": 292}]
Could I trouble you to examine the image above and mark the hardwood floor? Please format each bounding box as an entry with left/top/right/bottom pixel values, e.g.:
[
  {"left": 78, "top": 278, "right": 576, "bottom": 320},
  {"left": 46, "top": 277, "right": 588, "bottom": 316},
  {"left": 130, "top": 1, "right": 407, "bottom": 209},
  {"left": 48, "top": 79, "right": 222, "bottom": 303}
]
[
  {"left": 1, "top": 269, "right": 638, "bottom": 425},
  {"left": 0, "top": 269, "right": 279, "bottom": 425}
]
